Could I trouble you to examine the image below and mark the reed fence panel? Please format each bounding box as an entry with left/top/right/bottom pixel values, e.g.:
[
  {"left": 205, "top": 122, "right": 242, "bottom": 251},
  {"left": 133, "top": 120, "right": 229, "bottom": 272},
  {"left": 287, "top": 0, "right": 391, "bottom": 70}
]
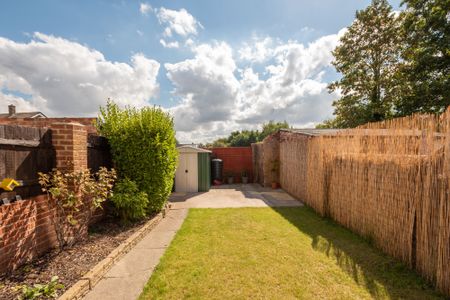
[{"left": 256, "top": 107, "right": 450, "bottom": 296}]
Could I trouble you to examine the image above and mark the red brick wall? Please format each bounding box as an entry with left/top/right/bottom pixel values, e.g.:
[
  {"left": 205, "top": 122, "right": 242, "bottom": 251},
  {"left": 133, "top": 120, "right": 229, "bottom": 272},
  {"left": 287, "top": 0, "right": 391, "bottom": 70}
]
[
  {"left": 0, "top": 195, "right": 58, "bottom": 274},
  {"left": 210, "top": 147, "right": 253, "bottom": 183},
  {"left": 0, "top": 118, "right": 97, "bottom": 133}
]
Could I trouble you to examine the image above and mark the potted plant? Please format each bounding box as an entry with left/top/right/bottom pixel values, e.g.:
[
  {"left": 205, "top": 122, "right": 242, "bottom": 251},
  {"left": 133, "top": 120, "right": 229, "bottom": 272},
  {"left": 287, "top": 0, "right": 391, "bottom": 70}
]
[
  {"left": 225, "top": 172, "right": 234, "bottom": 184},
  {"left": 270, "top": 159, "right": 279, "bottom": 189},
  {"left": 241, "top": 170, "right": 249, "bottom": 184}
]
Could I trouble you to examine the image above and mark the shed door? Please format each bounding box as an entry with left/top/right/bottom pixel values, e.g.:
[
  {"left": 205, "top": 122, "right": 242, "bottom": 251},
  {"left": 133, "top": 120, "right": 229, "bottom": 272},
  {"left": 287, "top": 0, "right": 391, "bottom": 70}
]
[{"left": 175, "top": 153, "right": 198, "bottom": 192}]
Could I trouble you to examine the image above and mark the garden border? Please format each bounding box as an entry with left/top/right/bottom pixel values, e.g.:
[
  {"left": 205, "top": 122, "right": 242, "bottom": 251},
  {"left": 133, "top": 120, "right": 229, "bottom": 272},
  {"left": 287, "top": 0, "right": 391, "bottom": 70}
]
[{"left": 58, "top": 206, "right": 168, "bottom": 300}]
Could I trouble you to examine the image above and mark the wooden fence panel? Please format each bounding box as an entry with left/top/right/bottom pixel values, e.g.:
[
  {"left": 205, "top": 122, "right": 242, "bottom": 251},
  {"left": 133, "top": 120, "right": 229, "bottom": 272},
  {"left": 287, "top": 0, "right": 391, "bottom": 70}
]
[
  {"left": 87, "top": 134, "right": 113, "bottom": 173},
  {"left": 0, "top": 125, "right": 55, "bottom": 200}
]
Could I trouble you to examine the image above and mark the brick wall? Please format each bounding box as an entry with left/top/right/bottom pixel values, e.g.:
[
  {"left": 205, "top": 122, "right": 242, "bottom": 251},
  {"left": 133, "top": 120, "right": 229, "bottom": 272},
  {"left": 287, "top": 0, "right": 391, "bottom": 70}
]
[
  {"left": 210, "top": 147, "right": 253, "bottom": 183},
  {"left": 0, "top": 195, "right": 57, "bottom": 274},
  {"left": 0, "top": 122, "right": 93, "bottom": 275},
  {"left": 0, "top": 117, "right": 97, "bottom": 133}
]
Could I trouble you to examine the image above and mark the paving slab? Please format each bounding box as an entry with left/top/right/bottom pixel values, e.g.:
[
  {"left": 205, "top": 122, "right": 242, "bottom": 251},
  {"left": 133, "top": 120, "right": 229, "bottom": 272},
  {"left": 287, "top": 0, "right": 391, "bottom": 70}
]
[
  {"left": 83, "top": 208, "right": 188, "bottom": 300},
  {"left": 169, "top": 184, "right": 303, "bottom": 209}
]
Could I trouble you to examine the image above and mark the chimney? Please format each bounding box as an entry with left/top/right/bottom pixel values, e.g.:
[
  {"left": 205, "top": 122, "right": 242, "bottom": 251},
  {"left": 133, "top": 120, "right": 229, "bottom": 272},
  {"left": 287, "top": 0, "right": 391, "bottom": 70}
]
[{"left": 8, "top": 104, "right": 16, "bottom": 116}]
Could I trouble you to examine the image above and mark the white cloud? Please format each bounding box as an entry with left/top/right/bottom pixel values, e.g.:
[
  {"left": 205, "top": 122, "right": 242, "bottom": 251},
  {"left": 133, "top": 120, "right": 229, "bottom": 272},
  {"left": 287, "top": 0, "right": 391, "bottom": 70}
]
[
  {"left": 166, "top": 42, "right": 239, "bottom": 133},
  {"left": 156, "top": 7, "right": 203, "bottom": 37},
  {"left": 167, "top": 30, "right": 345, "bottom": 143},
  {"left": 238, "top": 36, "right": 274, "bottom": 63},
  {"left": 140, "top": 3, "right": 152, "bottom": 15},
  {"left": 159, "top": 39, "right": 179, "bottom": 48},
  {"left": 0, "top": 33, "right": 160, "bottom": 116}
]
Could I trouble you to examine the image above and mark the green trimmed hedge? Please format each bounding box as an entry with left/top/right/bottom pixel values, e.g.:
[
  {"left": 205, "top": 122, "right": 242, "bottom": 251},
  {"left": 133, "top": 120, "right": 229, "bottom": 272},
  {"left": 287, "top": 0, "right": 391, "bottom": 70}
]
[{"left": 97, "top": 101, "right": 178, "bottom": 212}]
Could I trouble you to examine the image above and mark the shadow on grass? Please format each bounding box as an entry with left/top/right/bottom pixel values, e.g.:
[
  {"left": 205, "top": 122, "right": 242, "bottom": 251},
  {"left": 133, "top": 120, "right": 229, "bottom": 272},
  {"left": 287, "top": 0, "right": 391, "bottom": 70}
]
[{"left": 271, "top": 206, "right": 444, "bottom": 300}]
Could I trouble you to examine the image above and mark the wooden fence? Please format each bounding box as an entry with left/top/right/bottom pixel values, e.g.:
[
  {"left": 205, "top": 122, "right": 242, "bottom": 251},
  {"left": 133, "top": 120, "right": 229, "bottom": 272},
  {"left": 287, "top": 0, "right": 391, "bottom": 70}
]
[
  {"left": 0, "top": 125, "right": 55, "bottom": 201},
  {"left": 87, "top": 134, "right": 113, "bottom": 172},
  {"left": 254, "top": 108, "right": 450, "bottom": 296}
]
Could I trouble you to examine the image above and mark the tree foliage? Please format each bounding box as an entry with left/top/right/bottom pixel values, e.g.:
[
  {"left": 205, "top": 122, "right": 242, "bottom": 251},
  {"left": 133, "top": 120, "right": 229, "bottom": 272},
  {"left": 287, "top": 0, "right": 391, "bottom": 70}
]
[
  {"left": 96, "top": 101, "right": 178, "bottom": 212},
  {"left": 398, "top": 0, "right": 450, "bottom": 115},
  {"left": 209, "top": 121, "right": 289, "bottom": 147},
  {"left": 321, "top": 0, "right": 449, "bottom": 128},
  {"left": 327, "top": 0, "right": 403, "bottom": 128}
]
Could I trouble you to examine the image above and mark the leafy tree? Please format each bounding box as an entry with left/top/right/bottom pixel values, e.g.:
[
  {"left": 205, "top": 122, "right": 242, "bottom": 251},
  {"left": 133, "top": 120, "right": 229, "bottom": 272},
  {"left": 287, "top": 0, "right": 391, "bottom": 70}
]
[
  {"left": 228, "top": 130, "right": 260, "bottom": 146},
  {"left": 398, "top": 0, "right": 450, "bottom": 115},
  {"left": 259, "top": 121, "right": 290, "bottom": 140},
  {"left": 209, "top": 121, "right": 289, "bottom": 146},
  {"left": 210, "top": 138, "right": 228, "bottom": 147},
  {"left": 326, "top": 0, "right": 404, "bottom": 128}
]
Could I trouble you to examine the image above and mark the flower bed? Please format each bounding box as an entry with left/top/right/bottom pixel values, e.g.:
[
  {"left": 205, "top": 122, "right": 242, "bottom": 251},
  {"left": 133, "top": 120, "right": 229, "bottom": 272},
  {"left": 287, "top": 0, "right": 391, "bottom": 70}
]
[{"left": 0, "top": 215, "right": 154, "bottom": 300}]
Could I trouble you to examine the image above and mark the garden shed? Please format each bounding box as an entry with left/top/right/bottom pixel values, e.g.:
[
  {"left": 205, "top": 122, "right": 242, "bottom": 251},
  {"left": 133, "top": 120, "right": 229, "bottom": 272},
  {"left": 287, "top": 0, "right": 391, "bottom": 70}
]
[{"left": 175, "top": 145, "right": 211, "bottom": 193}]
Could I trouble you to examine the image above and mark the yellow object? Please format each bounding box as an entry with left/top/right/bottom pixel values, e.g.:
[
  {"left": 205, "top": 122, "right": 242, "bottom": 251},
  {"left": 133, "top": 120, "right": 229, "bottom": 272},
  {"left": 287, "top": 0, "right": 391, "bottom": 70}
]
[{"left": 0, "top": 178, "right": 20, "bottom": 191}]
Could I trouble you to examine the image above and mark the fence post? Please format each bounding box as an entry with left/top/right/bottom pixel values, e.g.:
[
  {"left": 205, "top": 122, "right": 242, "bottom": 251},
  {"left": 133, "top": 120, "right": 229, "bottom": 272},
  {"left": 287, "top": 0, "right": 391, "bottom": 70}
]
[{"left": 51, "top": 122, "right": 87, "bottom": 172}]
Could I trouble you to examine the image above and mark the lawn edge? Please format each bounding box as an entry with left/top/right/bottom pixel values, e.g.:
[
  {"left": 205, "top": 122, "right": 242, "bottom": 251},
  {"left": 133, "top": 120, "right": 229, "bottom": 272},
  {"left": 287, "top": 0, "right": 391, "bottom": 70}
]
[{"left": 58, "top": 206, "right": 169, "bottom": 300}]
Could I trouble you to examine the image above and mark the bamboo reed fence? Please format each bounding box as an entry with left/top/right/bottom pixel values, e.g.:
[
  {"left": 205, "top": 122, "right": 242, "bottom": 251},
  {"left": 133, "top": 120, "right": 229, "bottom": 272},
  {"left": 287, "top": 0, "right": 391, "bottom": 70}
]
[{"left": 253, "top": 107, "right": 450, "bottom": 296}]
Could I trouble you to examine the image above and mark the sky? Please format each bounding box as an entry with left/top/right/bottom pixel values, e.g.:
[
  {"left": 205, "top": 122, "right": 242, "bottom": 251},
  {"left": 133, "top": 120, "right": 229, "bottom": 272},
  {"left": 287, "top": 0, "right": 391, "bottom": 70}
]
[{"left": 0, "top": 0, "right": 402, "bottom": 143}]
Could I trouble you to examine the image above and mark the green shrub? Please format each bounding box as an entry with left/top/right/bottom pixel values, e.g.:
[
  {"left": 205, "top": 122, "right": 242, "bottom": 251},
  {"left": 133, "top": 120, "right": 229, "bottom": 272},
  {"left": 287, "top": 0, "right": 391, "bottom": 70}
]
[
  {"left": 111, "top": 178, "right": 149, "bottom": 223},
  {"left": 96, "top": 101, "right": 178, "bottom": 212}
]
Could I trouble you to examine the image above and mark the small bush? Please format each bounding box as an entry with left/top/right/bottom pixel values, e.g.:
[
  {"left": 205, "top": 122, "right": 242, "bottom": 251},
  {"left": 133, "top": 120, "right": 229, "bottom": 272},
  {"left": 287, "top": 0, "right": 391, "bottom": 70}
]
[
  {"left": 111, "top": 178, "right": 149, "bottom": 223},
  {"left": 38, "top": 167, "right": 116, "bottom": 248},
  {"left": 97, "top": 101, "right": 178, "bottom": 212}
]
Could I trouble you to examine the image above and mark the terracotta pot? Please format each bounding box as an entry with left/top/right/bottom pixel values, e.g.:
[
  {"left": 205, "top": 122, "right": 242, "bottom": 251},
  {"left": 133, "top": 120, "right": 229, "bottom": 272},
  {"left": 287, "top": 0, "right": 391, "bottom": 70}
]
[{"left": 271, "top": 182, "right": 278, "bottom": 189}]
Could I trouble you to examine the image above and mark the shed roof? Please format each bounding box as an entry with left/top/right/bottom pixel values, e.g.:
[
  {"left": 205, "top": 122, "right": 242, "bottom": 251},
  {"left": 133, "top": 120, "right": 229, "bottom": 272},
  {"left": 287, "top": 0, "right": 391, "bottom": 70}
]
[{"left": 177, "top": 145, "right": 212, "bottom": 153}]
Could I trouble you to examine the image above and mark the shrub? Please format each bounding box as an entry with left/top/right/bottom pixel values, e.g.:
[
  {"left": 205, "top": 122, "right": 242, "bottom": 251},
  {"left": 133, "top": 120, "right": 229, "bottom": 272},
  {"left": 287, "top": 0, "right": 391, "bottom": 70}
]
[
  {"left": 96, "top": 101, "right": 178, "bottom": 212},
  {"left": 38, "top": 167, "right": 116, "bottom": 248},
  {"left": 111, "top": 178, "right": 149, "bottom": 223}
]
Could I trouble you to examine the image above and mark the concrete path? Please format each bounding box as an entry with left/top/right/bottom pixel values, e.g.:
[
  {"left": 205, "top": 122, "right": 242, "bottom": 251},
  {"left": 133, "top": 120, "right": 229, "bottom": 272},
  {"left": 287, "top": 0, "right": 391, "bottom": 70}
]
[
  {"left": 170, "top": 184, "right": 303, "bottom": 209},
  {"left": 83, "top": 184, "right": 302, "bottom": 300},
  {"left": 83, "top": 208, "right": 188, "bottom": 300}
]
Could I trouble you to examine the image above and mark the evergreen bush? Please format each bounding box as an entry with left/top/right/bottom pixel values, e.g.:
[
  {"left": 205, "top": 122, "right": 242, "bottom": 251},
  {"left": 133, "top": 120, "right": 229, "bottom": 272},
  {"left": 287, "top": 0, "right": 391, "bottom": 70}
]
[{"left": 97, "top": 101, "right": 178, "bottom": 212}]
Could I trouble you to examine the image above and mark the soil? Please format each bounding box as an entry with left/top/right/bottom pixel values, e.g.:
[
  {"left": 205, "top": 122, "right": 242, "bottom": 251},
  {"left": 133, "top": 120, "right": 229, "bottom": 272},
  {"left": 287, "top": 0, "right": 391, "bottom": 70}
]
[{"left": 0, "top": 215, "right": 154, "bottom": 300}]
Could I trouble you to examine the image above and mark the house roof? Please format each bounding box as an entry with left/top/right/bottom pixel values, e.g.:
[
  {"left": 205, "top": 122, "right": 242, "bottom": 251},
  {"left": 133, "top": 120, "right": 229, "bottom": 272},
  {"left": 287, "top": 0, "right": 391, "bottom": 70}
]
[
  {"left": 0, "top": 112, "right": 47, "bottom": 119},
  {"left": 177, "top": 145, "right": 212, "bottom": 153},
  {"left": 280, "top": 128, "right": 342, "bottom": 136}
]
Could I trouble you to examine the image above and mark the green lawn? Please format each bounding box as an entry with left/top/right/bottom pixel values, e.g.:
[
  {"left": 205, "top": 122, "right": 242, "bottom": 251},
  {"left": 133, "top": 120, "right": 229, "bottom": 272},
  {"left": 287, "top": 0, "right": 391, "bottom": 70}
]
[{"left": 140, "top": 207, "right": 443, "bottom": 299}]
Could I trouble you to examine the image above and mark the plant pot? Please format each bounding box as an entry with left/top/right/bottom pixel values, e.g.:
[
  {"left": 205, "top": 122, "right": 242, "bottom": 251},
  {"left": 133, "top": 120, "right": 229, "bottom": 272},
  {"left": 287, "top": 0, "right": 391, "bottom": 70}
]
[
  {"left": 227, "top": 177, "right": 234, "bottom": 184},
  {"left": 271, "top": 182, "right": 278, "bottom": 189},
  {"left": 242, "top": 177, "right": 248, "bottom": 184}
]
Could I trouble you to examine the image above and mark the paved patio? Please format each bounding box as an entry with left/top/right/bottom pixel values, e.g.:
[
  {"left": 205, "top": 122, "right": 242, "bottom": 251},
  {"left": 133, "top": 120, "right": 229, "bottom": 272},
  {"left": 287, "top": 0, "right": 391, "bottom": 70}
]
[
  {"left": 83, "top": 184, "right": 302, "bottom": 300},
  {"left": 169, "top": 184, "right": 303, "bottom": 209}
]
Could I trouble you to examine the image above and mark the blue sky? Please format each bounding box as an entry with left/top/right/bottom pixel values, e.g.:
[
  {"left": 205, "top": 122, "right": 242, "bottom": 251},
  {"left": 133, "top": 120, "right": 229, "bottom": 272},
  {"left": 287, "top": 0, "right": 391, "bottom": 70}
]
[{"left": 0, "top": 0, "right": 402, "bottom": 142}]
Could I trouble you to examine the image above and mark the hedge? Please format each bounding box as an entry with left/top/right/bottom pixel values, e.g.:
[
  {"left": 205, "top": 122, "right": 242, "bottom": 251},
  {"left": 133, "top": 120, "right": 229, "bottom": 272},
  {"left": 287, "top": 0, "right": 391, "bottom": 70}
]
[{"left": 96, "top": 101, "right": 178, "bottom": 212}]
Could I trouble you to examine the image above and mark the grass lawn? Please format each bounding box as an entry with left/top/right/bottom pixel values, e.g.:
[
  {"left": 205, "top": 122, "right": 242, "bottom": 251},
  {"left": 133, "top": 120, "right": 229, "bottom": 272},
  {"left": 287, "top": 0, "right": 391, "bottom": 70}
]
[{"left": 139, "top": 207, "right": 443, "bottom": 299}]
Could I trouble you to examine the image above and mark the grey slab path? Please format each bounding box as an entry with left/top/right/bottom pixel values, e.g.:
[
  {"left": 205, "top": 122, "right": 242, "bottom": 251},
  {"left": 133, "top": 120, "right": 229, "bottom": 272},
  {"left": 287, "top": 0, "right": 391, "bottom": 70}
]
[
  {"left": 82, "top": 184, "right": 302, "bottom": 300},
  {"left": 83, "top": 208, "right": 188, "bottom": 300}
]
